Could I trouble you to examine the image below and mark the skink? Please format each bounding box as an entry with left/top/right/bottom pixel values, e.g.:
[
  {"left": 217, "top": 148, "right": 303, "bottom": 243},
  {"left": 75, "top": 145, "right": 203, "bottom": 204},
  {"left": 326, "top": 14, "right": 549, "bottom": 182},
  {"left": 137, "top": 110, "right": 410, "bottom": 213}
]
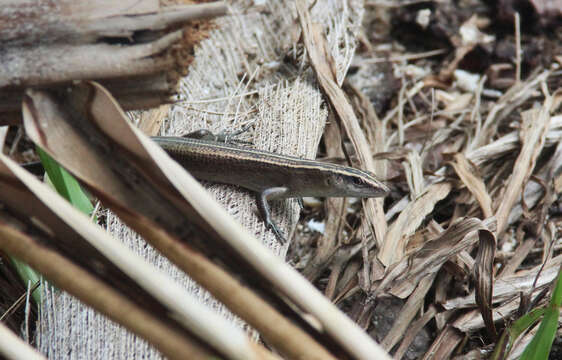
[{"left": 152, "top": 133, "right": 389, "bottom": 243}]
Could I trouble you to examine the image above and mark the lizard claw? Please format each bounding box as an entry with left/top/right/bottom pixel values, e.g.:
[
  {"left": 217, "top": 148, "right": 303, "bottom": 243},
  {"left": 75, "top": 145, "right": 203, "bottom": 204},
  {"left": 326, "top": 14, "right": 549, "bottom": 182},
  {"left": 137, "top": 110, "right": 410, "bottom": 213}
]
[
  {"left": 296, "top": 197, "right": 304, "bottom": 211},
  {"left": 265, "top": 219, "right": 287, "bottom": 244}
]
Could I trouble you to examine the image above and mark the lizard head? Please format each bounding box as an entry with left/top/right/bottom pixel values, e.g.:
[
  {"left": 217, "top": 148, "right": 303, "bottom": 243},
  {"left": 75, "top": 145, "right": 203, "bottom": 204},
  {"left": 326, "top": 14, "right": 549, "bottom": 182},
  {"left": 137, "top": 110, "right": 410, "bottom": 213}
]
[{"left": 319, "top": 166, "right": 390, "bottom": 198}]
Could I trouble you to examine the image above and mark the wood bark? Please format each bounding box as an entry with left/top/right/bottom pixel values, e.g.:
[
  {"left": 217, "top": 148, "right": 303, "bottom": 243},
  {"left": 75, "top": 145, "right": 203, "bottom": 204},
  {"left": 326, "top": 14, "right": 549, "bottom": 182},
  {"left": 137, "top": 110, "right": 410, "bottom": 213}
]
[{"left": 0, "top": 0, "right": 227, "bottom": 124}]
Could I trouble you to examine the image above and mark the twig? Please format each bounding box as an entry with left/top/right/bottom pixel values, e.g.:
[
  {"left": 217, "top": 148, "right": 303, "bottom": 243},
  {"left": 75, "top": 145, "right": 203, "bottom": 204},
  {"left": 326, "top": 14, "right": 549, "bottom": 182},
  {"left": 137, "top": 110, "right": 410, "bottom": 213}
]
[
  {"left": 514, "top": 13, "right": 522, "bottom": 84},
  {"left": 179, "top": 90, "right": 259, "bottom": 104},
  {"left": 0, "top": 281, "right": 41, "bottom": 322},
  {"left": 355, "top": 49, "right": 447, "bottom": 65}
]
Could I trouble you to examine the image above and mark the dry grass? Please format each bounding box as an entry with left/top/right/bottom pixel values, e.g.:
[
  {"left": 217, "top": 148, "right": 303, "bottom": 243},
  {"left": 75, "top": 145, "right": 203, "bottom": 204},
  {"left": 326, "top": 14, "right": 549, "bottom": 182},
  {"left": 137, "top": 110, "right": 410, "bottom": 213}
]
[
  {"left": 0, "top": 1, "right": 560, "bottom": 359},
  {"left": 294, "top": 5, "right": 562, "bottom": 359}
]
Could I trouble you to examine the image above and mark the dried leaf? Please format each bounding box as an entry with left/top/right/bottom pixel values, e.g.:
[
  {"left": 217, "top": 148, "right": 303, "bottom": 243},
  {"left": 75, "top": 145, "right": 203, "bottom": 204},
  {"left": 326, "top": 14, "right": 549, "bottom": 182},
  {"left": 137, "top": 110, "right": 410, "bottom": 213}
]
[
  {"left": 421, "top": 326, "right": 463, "bottom": 360},
  {"left": 473, "top": 228, "right": 497, "bottom": 339},
  {"left": 496, "top": 95, "right": 553, "bottom": 235},
  {"left": 138, "top": 104, "right": 170, "bottom": 136},
  {"left": 450, "top": 153, "right": 493, "bottom": 218},
  {"left": 377, "top": 217, "right": 495, "bottom": 298},
  {"left": 381, "top": 274, "right": 435, "bottom": 351},
  {"left": 295, "top": 0, "right": 388, "bottom": 254},
  {"left": 0, "top": 155, "right": 248, "bottom": 359},
  {"left": 380, "top": 182, "right": 452, "bottom": 266},
  {"left": 445, "top": 255, "right": 562, "bottom": 310}
]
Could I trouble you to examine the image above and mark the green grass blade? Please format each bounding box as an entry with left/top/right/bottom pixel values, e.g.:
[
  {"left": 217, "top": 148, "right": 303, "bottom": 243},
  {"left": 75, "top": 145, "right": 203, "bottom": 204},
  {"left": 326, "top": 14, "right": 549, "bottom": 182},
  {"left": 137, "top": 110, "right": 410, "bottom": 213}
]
[
  {"left": 37, "top": 147, "right": 94, "bottom": 216},
  {"left": 9, "top": 147, "right": 96, "bottom": 305},
  {"left": 551, "top": 266, "right": 562, "bottom": 308},
  {"left": 490, "top": 307, "right": 545, "bottom": 359},
  {"left": 520, "top": 267, "right": 562, "bottom": 360},
  {"left": 9, "top": 257, "right": 42, "bottom": 305}
]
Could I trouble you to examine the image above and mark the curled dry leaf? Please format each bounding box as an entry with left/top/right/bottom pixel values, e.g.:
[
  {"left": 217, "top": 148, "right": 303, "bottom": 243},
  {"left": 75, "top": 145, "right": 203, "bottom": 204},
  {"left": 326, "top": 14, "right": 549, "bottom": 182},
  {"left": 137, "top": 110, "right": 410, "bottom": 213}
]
[
  {"left": 375, "top": 217, "right": 496, "bottom": 299},
  {"left": 473, "top": 228, "right": 498, "bottom": 339},
  {"left": 444, "top": 254, "right": 562, "bottom": 311}
]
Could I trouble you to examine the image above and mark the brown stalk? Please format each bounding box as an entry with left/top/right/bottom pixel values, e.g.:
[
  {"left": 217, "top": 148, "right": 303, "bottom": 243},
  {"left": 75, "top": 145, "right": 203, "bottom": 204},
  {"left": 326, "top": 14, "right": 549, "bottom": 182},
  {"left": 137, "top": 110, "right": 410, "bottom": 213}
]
[
  {"left": 0, "top": 152, "right": 281, "bottom": 360},
  {"left": 0, "top": 217, "right": 216, "bottom": 360},
  {"left": 295, "top": 0, "right": 388, "bottom": 257},
  {"left": 117, "top": 213, "right": 338, "bottom": 360}
]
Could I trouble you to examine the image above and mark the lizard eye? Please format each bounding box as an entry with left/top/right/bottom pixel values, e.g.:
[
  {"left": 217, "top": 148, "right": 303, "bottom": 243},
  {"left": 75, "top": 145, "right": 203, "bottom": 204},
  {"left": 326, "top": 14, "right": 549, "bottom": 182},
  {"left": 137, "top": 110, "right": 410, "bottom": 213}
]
[{"left": 351, "top": 176, "right": 365, "bottom": 186}]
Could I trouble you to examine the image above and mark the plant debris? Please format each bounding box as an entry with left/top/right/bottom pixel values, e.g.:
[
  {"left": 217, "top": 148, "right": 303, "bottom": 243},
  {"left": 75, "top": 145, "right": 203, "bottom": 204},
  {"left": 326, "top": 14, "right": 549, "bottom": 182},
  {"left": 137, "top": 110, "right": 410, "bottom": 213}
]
[
  {"left": 0, "top": 0, "right": 561, "bottom": 359},
  {"left": 292, "top": 0, "right": 562, "bottom": 358}
]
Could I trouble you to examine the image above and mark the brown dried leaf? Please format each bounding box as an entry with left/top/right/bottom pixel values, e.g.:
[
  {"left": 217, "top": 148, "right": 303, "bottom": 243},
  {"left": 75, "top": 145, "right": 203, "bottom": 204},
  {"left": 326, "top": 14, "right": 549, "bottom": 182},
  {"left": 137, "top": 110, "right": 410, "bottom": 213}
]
[
  {"left": 495, "top": 95, "right": 553, "bottom": 236},
  {"left": 422, "top": 326, "right": 464, "bottom": 360},
  {"left": 474, "top": 69, "right": 551, "bottom": 149},
  {"left": 403, "top": 150, "right": 425, "bottom": 199},
  {"left": 467, "top": 114, "right": 562, "bottom": 167},
  {"left": 381, "top": 182, "right": 452, "bottom": 266},
  {"left": 473, "top": 228, "right": 497, "bottom": 339},
  {"left": 295, "top": 0, "right": 388, "bottom": 254},
  {"left": 381, "top": 274, "right": 435, "bottom": 352},
  {"left": 138, "top": 104, "right": 171, "bottom": 136},
  {"left": 393, "top": 305, "right": 437, "bottom": 360},
  {"left": 444, "top": 254, "right": 562, "bottom": 310},
  {"left": 450, "top": 153, "right": 493, "bottom": 218},
  {"left": 377, "top": 217, "right": 496, "bottom": 298},
  {"left": 506, "top": 235, "right": 537, "bottom": 270}
]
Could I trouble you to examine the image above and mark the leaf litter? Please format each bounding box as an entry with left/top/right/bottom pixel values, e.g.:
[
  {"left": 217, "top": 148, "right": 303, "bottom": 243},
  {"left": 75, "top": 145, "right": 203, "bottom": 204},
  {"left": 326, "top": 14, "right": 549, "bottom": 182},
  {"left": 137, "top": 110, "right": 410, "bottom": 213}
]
[
  {"left": 291, "top": 1, "right": 562, "bottom": 358},
  {"left": 0, "top": 0, "right": 560, "bottom": 359}
]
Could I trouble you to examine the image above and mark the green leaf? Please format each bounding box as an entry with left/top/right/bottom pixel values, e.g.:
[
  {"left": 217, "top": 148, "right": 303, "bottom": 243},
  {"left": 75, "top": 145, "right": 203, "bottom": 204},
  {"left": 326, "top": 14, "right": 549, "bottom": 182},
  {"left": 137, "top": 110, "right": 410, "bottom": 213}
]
[
  {"left": 550, "top": 266, "right": 562, "bottom": 308},
  {"left": 490, "top": 307, "right": 545, "bottom": 359},
  {"left": 10, "top": 257, "right": 42, "bottom": 305},
  {"left": 10, "top": 147, "right": 96, "bottom": 305},
  {"left": 37, "top": 147, "right": 94, "bottom": 216},
  {"left": 520, "top": 267, "right": 562, "bottom": 360}
]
